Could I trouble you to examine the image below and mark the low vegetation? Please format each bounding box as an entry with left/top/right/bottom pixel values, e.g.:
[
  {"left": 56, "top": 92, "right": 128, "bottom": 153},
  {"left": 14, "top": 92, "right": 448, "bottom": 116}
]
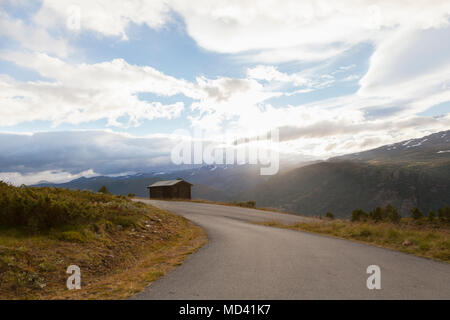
[
  {"left": 0, "top": 182, "right": 206, "bottom": 299},
  {"left": 191, "top": 199, "right": 257, "bottom": 209},
  {"left": 259, "top": 204, "right": 450, "bottom": 263},
  {"left": 97, "top": 185, "right": 110, "bottom": 194},
  {"left": 232, "top": 200, "right": 256, "bottom": 208},
  {"left": 149, "top": 197, "right": 259, "bottom": 210}
]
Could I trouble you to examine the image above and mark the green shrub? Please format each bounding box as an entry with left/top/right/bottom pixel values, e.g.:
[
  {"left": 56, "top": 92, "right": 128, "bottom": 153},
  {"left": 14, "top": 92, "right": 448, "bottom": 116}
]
[
  {"left": 411, "top": 207, "right": 424, "bottom": 220},
  {"left": 238, "top": 201, "right": 256, "bottom": 208},
  {"left": 386, "top": 204, "right": 401, "bottom": 224},
  {"left": 325, "top": 212, "right": 334, "bottom": 220},
  {"left": 369, "top": 206, "right": 384, "bottom": 222},
  {"left": 128, "top": 193, "right": 136, "bottom": 198},
  {"left": 98, "top": 185, "right": 110, "bottom": 194},
  {"left": 358, "top": 228, "right": 372, "bottom": 237},
  {"left": 111, "top": 216, "right": 138, "bottom": 228},
  {"left": 438, "top": 205, "right": 450, "bottom": 223},
  {"left": 351, "top": 209, "right": 368, "bottom": 222},
  {"left": 0, "top": 182, "right": 146, "bottom": 232},
  {"left": 427, "top": 210, "right": 435, "bottom": 222}
]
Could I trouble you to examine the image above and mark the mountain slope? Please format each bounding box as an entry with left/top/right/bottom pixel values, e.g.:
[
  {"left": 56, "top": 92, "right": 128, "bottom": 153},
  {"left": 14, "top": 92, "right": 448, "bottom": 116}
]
[
  {"left": 244, "top": 160, "right": 450, "bottom": 217},
  {"left": 244, "top": 130, "right": 450, "bottom": 217},
  {"left": 331, "top": 130, "right": 450, "bottom": 163}
]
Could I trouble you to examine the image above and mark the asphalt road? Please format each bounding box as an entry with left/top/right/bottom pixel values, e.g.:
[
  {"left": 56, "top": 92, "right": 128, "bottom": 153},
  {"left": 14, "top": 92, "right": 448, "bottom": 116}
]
[{"left": 133, "top": 200, "right": 450, "bottom": 299}]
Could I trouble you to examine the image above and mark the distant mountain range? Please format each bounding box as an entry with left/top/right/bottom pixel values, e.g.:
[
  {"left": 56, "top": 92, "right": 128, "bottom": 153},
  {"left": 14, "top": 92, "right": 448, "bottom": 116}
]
[
  {"left": 331, "top": 130, "right": 450, "bottom": 163},
  {"left": 34, "top": 130, "right": 450, "bottom": 218}
]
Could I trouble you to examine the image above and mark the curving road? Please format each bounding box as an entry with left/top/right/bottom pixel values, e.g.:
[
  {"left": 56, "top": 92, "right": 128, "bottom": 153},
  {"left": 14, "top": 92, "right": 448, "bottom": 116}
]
[{"left": 133, "top": 200, "right": 450, "bottom": 300}]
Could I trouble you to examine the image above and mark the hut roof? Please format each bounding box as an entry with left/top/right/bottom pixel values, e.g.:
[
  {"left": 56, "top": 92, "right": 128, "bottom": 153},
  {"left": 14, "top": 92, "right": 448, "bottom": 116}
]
[{"left": 147, "top": 179, "right": 192, "bottom": 188}]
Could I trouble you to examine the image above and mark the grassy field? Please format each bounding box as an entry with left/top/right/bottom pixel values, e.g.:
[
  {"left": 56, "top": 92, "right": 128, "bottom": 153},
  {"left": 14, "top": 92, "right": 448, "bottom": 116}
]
[
  {"left": 0, "top": 183, "right": 206, "bottom": 299},
  {"left": 258, "top": 219, "right": 450, "bottom": 263}
]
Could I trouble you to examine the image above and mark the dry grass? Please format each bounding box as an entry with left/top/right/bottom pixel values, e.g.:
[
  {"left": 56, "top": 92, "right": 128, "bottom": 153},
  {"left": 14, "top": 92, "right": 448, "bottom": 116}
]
[
  {"left": 0, "top": 204, "right": 206, "bottom": 300},
  {"left": 137, "top": 197, "right": 295, "bottom": 215},
  {"left": 258, "top": 219, "right": 450, "bottom": 263}
]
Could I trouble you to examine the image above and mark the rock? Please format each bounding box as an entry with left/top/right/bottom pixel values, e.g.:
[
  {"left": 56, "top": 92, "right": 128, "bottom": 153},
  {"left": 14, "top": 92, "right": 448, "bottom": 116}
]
[
  {"left": 402, "top": 240, "right": 412, "bottom": 246},
  {"left": 116, "top": 225, "right": 123, "bottom": 231}
]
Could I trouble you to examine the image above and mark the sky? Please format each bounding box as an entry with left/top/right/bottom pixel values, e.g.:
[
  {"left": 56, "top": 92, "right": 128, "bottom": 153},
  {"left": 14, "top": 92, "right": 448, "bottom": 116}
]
[{"left": 0, "top": 0, "right": 450, "bottom": 185}]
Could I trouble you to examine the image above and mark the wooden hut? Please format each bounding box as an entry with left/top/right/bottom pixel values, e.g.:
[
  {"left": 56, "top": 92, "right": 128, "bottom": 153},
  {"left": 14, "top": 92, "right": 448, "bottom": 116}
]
[{"left": 147, "top": 179, "right": 192, "bottom": 199}]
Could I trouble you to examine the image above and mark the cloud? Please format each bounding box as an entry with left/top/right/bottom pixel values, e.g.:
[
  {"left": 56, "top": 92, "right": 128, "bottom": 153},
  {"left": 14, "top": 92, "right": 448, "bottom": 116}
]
[
  {"left": 0, "top": 51, "right": 286, "bottom": 130},
  {"left": 33, "top": 0, "right": 170, "bottom": 39},
  {"left": 275, "top": 116, "right": 450, "bottom": 142},
  {"left": 189, "top": 76, "right": 282, "bottom": 132},
  {"left": 0, "top": 10, "right": 69, "bottom": 57},
  {"left": 246, "top": 65, "right": 310, "bottom": 86},
  {"left": 19, "top": 0, "right": 450, "bottom": 63},
  {"left": 0, "top": 52, "right": 201, "bottom": 127},
  {"left": 0, "top": 130, "right": 181, "bottom": 178},
  {"left": 169, "top": 0, "right": 450, "bottom": 63},
  {"left": 358, "top": 26, "right": 450, "bottom": 115},
  {"left": 0, "top": 169, "right": 98, "bottom": 186},
  {"left": 348, "top": 25, "right": 450, "bottom": 134}
]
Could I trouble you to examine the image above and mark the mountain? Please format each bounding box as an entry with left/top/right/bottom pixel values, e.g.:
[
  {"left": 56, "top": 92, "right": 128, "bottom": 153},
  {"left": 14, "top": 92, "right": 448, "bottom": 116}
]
[
  {"left": 34, "top": 130, "right": 450, "bottom": 218},
  {"left": 331, "top": 130, "right": 450, "bottom": 164},
  {"left": 243, "top": 159, "right": 450, "bottom": 217},
  {"left": 243, "top": 130, "right": 450, "bottom": 217},
  {"left": 33, "top": 164, "right": 272, "bottom": 201}
]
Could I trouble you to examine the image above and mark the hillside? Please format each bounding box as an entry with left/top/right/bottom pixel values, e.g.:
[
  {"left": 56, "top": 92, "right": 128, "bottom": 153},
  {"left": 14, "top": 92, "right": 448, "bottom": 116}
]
[
  {"left": 331, "top": 130, "right": 450, "bottom": 164},
  {"left": 244, "top": 160, "right": 450, "bottom": 217},
  {"left": 0, "top": 183, "right": 205, "bottom": 299},
  {"left": 243, "top": 130, "right": 450, "bottom": 217}
]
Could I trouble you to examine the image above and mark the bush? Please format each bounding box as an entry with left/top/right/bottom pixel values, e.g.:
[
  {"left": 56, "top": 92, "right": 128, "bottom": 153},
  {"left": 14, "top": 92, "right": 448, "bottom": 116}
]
[
  {"left": 238, "top": 201, "right": 256, "bottom": 208},
  {"left": 98, "top": 185, "right": 110, "bottom": 194},
  {"left": 411, "top": 207, "right": 424, "bottom": 220},
  {"left": 349, "top": 204, "right": 449, "bottom": 225},
  {"left": 0, "top": 182, "right": 145, "bottom": 231},
  {"left": 369, "top": 206, "right": 384, "bottom": 222},
  {"left": 427, "top": 210, "right": 435, "bottom": 222},
  {"left": 127, "top": 193, "right": 136, "bottom": 198},
  {"left": 438, "top": 205, "right": 450, "bottom": 223},
  {"left": 386, "top": 204, "right": 401, "bottom": 224},
  {"left": 351, "top": 209, "right": 368, "bottom": 222},
  {"left": 325, "top": 212, "right": 334, "bottom": 219}
]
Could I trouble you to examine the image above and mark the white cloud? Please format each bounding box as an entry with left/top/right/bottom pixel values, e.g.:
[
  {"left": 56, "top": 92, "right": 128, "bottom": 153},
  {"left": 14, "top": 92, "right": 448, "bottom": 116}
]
[
  {"left": 169, "top": 0, "right": 450, "bottom": 63},
  {"left": 358, "top": 26, "right": 450, "bottom": 117},
  {"left": 20, "top": 0, "right": 450, "bottom": 63},
  {"left": 0, "top": 130, "right": 182, "bottom": 177},
  {"left": 0, "top": 52, "right": 202, "bottom": 126},
  {"left": 0, "top": 169, "right": 98, "bottom": 186},
  {"left": 34, "top": 0, "right": 170, "bottom": 39},
  {"left": 0, "top": 10, "right": 69, "bottom": 57},
  {"left": 246, "top": 65, "right": 310, "bottom": 86},
  {"left": 189, "top": 76, "right": 282, "bottom": 132}
]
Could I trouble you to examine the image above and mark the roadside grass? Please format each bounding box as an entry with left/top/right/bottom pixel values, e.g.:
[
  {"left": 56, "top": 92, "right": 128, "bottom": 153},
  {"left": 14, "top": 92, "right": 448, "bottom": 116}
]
[
  {"left": 257, "top": 219, "right": 450, "bottom": 263},
  {"left": 0, "top": 183, "right": 206, "bottom": 299},
  {"left": 137, "top": 197, "right": 295, "bottom": 215}
]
